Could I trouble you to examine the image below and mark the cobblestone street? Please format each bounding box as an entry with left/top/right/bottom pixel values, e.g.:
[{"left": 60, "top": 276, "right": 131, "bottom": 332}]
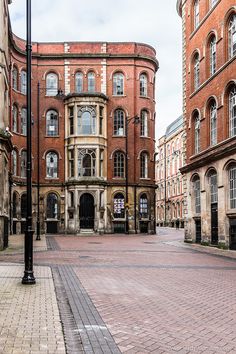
[{"left": 1, "top": 228, "right": 236, "bottom": 353}]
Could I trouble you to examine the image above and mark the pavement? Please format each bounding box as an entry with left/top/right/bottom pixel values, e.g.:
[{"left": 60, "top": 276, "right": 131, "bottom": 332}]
[{"left": 0, "top": 229, "right": 236, "bottom": 354}]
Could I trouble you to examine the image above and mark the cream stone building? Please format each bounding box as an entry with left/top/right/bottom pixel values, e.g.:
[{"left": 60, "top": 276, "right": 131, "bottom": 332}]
[{"left": 156, "top": 116, "right": 185, "bottom": 228}]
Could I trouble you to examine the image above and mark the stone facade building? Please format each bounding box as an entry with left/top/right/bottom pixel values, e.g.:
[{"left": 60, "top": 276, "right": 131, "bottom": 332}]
[
  {"left": 0, "top": 0, "right": 12, "bottom": 249},
  {"left": 177, "top": 0, "right": 236, "bottom": 248},
  {"left": 156, "top": 116, "right": 185, "bottom": 228},
  {"left": 9, "top": 35, "right": 158, "bottom": 235}
]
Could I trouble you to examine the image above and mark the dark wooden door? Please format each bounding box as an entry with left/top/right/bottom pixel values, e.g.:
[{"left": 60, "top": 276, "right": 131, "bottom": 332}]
[
  {"left": 80, "top": 193, "right": 94, "bottom": 229},
  {"left": 195, "top": 219, "right": 201, "bottom": 244},
  {"left": 230, "top": 219, "right": 236, "bottom": 250},
  {"left": 211, "top": 203, "right": 218, "bottom": 245}
]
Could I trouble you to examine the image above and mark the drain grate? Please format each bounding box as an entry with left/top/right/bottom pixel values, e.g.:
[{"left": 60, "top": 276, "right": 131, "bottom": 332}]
[
  {"left": 143, "top": 241, "right": 157, "bottom": 244},
  {"left": 79, "top": 255, "right": 90, "bottom": 259}
]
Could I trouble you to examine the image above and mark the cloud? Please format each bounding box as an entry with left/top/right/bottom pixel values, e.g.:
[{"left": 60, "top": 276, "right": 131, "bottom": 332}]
[{"left": 9, "top": 0, "right": 182, "bottom": 140}]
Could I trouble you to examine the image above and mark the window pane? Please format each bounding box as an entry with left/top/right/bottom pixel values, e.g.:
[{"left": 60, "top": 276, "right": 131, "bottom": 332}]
[
  {"left": 113, "top": 193, "right": 125, "bottom": 218},
  {"left": 21, "top": 71, "right": 27, "bottom": 94},
  {"left": 75, "top": 72, "right": 83, "bottom": 93},
  {"left": 46, "top": 73, "right": 58, "bottom": 96},
  {"left": 113, "top": 73, "right": 124, "bottom": 95},
  {"left": 46, "top": 152, "right": 58, "bottom": 178},
  {"left": 46, "top": 110, "right": 58, "bottom": 136},
  {"left": 88, "top": 72, "right": 95, "bottom": 92},
  {"left": 114, "top": 151, "right": 125, "bottom": 178},
  {"left": 140, "top": 74, "right": 147, "bottom": 96},
  {"left": 230, "top": 167, "right": 236, "bottom": 209},
  {"left": 229, "top": 86, "right": 236, "bottom": 137},
  {"left": 114, "top": 110, "right": 124, "bottom": 135}
]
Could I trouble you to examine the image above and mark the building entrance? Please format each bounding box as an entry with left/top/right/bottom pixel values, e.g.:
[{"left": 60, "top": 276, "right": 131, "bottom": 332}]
[
  {"left": 211, "top": 203, "right": 218, "bottom": 245},
  {"left": 79, "top": 193, "right": 94, "bottom": 229},
  {"left": 195, "top": 219, "right": 201, "bottom": 243},
  {"left": 230, "top": 219, "right": 236, "bottom": 250}
]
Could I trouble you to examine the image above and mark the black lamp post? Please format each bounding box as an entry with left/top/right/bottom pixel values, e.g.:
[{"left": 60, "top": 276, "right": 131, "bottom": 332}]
[
  {"left": 22, "top": 0, "right": 35, "bottom": 284},
  {"left": 125, "top": 115, "right": 140, "bottom": 234}
]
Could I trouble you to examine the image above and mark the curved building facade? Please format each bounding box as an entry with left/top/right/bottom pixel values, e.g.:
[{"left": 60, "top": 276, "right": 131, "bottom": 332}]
[{"left": 9, "top": 36, "right": 158, "bottom": 235}]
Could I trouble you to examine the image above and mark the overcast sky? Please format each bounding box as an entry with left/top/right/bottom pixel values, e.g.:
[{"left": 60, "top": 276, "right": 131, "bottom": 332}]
[{"left": 9, "top": 0, "right": 182, "bottom": 140}]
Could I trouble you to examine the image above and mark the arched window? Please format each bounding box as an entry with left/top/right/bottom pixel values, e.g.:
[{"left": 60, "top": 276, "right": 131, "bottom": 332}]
[
  {"left": 75, "top": 72, "right": 83, "bottom": 93},
  {"left": 194, "top": 0, "right": 200, "bottom": 29},
  {"left": 113, "top": 193, "right": 125, "bottom": 218},
  {"left": 21, "top": 193, "right": 27, "bottom": 219},
  {"left": 114, "top": 151, "right": 125, "bottom": 178},
  {"left": 194, "top": 112, "right": 200, "bottom": 154},
  {"left": 229, "top": 164, "right": 236, "bottom": 209},
  {"left": 13, "top": 192, "right": 18, "bottom": 218},
  {"left": 20, "top": 150, "right": 27, "bottom": 178},
  {"left": 47, "top": 193, "right": 59, "bottom": 219},
  {"left": 78, "top": 106, "right": 96, "bottom": 135},
  {"left": 46, "top": 152, "right": 58, "bottom": 178},
  {"left": 140, "top": 73, "right": 147, "bottom": 96},
  {"left": 193, "top": 53, "right": 200, "bottom": 90},
  {"left": 12, "top": 105, "right": 18, "bottom": 133},
  {"left": 20, "top": 70, "right": 27, "bottom": 94},
  {"left": 140, "top": 110, "right": 148, "bottom": 137},
  {"left": 113, "top": 72, "right": 124, "bottom": 95},
  {"left": 140, "top": 193, "right": 148, "bottom": 218},
  {"left": 46, "top": 110, "right": 58, "bottom": 136},
  {"left": 208, "top": 170, "right": 218, "bottom": 204},
  {"left": 87, "top": 72, "right": 95, "bottom": 92},
  {"left": 46, "top": 73, "right": 58, "bottom": 96},
  {"left": 114, "top": 109, "right": 125, "bottom": 136},
  {"left": 12, "top": 150, "right": 17, "bottom": 176},
  {"left": 21, "top": 108, "right": 27, "bottom": 135},
  {"left": 210, "top": 100, "right": 217, "bottom": 145},
  {"left": 229, "top": 14, "right": 236, "bottom": 59},
  {"left": 12, "top": 66, "right": 18, "bottom": 90},
  {"left": 210, "top": 36, "right": 216, "bottom": 76},
  {"left": 167, "top": 181, "right": 171, "bottom": 198},
  {"left": 229, "top": 85, "right": 236, "bottom": 137},
  {"left": 78, "top": 148, "right": 96, "bottom": 177},
  {"left": 193, "top": 175, "right": 201, "bottom": 213},
  {"left": 140, "top": 152, "right": 148, "bottom": 178}
]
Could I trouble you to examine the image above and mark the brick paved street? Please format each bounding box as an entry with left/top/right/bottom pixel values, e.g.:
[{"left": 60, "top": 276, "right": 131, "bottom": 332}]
[{"left": 1, "top": 228, "right": 236, "bottom": 353}]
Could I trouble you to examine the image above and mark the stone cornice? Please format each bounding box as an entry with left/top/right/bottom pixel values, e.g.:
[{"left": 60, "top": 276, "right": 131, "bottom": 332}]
[{"left": 180, "top": 138, "right": 236, "bottom": 173}]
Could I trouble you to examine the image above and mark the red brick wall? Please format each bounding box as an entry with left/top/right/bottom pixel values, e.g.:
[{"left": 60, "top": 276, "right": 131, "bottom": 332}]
[{"left": 183, "top": 0, "right": 236, "bottom": 163}]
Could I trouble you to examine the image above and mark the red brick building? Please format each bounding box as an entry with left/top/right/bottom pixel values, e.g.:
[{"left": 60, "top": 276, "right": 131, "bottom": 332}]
[
  {"left": 9, "top": 34, "right": 158, "bottom": 234},
  {"left": 177, "top": 0, "right": 236, "bottom": 248}
]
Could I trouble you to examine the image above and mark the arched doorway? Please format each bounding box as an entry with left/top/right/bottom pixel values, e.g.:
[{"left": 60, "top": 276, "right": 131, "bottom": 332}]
[
  {"left": 46, "top": 193, "right": 59, "bottom": 234},
  {"left": 79, "top": 193, "right": 94, "bottom": 229}
]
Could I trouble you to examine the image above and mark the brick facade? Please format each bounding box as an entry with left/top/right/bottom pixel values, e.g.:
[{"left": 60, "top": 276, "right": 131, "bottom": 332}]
[
  {"left": 177, "top": 0, "right": 236, "bottom": 248},
  {"left": 9, "top": 34, "right": 158, "bottom": 234}
]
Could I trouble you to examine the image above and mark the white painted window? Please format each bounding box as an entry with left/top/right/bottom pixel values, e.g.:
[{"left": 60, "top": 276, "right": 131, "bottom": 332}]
[
  {"left": 210, "top": 36, "right": 216, "bottom": 75},
  {"left": 78, "top": 106, "right": 96, "bottom": 135},
  {"left": 113, "top": 72, "right": 124, "bottom": 95},
  {"left": 46, "top": 73, "right": 58, "bottom": 96},
  {"left": 21, "top": 150, "right": 27, "bottom": 178},
  {"left": 114, "top": 151, "right": 125, "bottom": 178},
  {"left": 194, "top": 0, "right": 200, "bottom": 29},
  {"left": 140, "top": 110, "right": 148, "bottom": 137},
  {"left": 229, "top": 166, "right": 236, "bottom": 209},
  {"left": 87, "top": 72, "right": 95, "bottom": 92},
  {"left": 210, "top": 101, "right": 217, "bottom": 145},
  {"left": 194, "top": 53, "right": 200, "bottom": 90},
  {"left": 46, "top": 110, "right": 58, "bottom": 136},
  {"left": 46, "top": 152, "right": 58, "bottom": 178},
  {"left": 75, "top": 72, "right": 83, "bottom": 93},
  {"left": 140, "top": 152, "right": 148, "bottom": 178},
  {"left": 229, "top": 86, "right": 236, "bottom": 137},
  {"left": 78, "top": 149, "right": 96, "bottom": 177},
  {"left": 21, "top": 108, "right": 27, "bottom": 135},
  {"left": 229, "top": 14, "right": 236, "bottom": 59},
  {"left": 114, "top": 109, "right": 125, "bottom": 136},
  {"left": 140, "top": 73, "right": 147, "bottom": 96},
  {"left": 21, "top": 70, "right": 27, "bottom": 95},
  {"left": 194, "top": 113, "right": 200, "bottom": 154}
]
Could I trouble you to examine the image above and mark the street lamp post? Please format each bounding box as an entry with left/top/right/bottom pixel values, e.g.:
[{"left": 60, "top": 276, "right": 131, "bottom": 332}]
[
  {"left": 22, "top": 0, "right": 35, "bottom": 284},
  {"left": 125, "top": 115, "right": 140, "bottom": 234}
]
